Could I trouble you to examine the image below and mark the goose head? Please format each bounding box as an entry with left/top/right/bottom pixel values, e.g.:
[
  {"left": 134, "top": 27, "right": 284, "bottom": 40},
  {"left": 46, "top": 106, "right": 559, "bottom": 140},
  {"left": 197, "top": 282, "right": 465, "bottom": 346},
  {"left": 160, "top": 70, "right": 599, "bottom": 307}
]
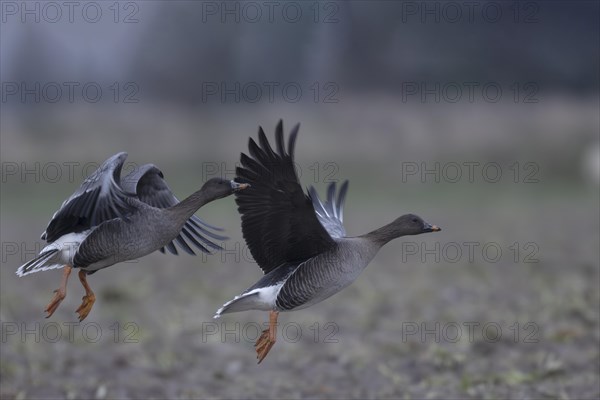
[
  {"left": 392, "top": 213, "right": 441, "bottom": 236},
  {"left": 202, "top": 178, "right": 249, "bottom": 200}
]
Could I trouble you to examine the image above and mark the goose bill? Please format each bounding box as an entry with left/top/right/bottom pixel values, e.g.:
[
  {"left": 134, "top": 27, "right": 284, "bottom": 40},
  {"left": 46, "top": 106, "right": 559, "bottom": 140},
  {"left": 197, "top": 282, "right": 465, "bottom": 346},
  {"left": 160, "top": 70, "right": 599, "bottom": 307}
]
[{"left": 230, "top": 181, "right": 250, "bottom": 191}]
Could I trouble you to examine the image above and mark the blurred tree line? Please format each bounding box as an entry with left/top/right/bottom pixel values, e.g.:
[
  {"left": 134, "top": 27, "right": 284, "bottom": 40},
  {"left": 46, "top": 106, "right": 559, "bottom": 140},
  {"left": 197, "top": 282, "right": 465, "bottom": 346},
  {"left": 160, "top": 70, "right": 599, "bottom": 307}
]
[{"left": 4, "top": 1, "right": 598, "bottom": 105}]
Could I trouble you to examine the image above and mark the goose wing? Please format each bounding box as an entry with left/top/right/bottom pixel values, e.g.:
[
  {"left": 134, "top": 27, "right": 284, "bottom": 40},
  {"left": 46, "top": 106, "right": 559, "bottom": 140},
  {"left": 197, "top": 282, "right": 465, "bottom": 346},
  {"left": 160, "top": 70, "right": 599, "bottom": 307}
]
[
  {"left": 41, "top": 152, "right": 137, "bottom": 243},
  {"left": 235, "top": 120, "right": 337, "bottom": 274},
  {"left": 121, "top": 164, "right": 226, "bottom": 255},
  {"left": 308, "top": 181, "right": 349, "bottom": 239}
]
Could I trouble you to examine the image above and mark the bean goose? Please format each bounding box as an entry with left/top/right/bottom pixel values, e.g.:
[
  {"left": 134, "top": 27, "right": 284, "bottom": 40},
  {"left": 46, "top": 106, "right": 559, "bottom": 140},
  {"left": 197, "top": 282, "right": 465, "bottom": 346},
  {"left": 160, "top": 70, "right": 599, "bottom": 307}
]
[
  {"left": 215, "top": 121, "right": 441, "bottom": 363},
  {"left": 17, "top": 152, "right": 248, "bottom": 321}
]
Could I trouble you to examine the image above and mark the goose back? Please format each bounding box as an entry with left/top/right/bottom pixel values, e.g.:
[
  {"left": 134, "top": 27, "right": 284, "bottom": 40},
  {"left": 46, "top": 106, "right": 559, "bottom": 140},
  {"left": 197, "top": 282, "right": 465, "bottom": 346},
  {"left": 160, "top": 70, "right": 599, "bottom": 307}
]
[{"left": 121, "top": 164, "right": 226, "bottom": 255}]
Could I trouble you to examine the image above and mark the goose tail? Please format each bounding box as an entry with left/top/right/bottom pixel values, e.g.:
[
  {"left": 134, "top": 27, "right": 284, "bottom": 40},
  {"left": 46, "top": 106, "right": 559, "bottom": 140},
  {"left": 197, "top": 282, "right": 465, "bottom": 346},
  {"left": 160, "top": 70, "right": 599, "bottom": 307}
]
[
  {"left": 16, "top": 249, "right": 62, "bottom": 277},
  {"left": 214, "top": 292, "right": 261, "bottom": 318}
]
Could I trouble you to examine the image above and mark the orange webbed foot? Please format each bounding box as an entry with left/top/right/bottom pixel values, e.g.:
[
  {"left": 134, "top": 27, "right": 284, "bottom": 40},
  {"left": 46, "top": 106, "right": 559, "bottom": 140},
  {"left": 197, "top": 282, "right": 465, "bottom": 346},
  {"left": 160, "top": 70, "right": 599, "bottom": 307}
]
[
  {"left": 75, "top": 292, "right": 96, "bottom": 322},
  {"left": 45, "top": 288, "right": 66, "bottom": 318},
  {"left": 44, "top": 266, "right": 72, "bottom": 318},
  {"left": 75, "top": 270, "right": 95, "bottom": 322},
  {"left": 254, "top": 310, "right": 279, "bottom": 364},
  {"left": 255, "top": 329, "right": 276, "bottom": 363}
]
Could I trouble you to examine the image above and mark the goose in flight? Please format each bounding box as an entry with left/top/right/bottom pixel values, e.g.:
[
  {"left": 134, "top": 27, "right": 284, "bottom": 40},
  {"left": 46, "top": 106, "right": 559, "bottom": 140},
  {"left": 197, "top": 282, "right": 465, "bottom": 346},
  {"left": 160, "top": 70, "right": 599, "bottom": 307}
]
[
  {"left": 215, "top": 121, "right": 441, "bottom": 363},
  {"left": 17, "top": 152, "right": 248, "bottom": 321}
]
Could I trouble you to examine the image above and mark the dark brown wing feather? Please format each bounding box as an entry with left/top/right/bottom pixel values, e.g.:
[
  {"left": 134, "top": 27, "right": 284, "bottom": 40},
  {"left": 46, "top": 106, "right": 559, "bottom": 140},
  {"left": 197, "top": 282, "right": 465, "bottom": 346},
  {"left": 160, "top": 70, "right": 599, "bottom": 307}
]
[{"left": 235, "top": 120, "right": 336, "bottom": 274}]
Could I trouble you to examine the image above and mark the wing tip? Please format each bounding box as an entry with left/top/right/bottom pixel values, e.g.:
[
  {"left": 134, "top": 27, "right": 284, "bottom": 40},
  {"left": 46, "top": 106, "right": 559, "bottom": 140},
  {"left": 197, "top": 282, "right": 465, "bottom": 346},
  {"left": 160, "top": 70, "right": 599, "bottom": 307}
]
[{"left": 288, "top": 122, "right": 300, "bottom": 158}]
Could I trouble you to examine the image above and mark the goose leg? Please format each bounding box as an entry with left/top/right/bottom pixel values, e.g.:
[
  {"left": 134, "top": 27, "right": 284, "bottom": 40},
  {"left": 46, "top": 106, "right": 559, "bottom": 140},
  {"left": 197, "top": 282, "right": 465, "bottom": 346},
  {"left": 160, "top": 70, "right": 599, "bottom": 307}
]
[
  {"left": 75, "top": 270, "right": 96, "bottom": 322},
  {"left": 255, "top": 310, "right": 279, "bottom": 364},
  {"left": 44, "top": 265, "right": 72, "bottom": 318}
]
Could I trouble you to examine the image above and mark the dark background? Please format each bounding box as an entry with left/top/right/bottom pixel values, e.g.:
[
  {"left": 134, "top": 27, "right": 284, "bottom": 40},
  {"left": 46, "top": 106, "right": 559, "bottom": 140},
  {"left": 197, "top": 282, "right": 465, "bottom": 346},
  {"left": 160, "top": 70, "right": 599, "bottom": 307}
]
[{"left": 1, "top": 1, "right": 599, "bottom": 398}]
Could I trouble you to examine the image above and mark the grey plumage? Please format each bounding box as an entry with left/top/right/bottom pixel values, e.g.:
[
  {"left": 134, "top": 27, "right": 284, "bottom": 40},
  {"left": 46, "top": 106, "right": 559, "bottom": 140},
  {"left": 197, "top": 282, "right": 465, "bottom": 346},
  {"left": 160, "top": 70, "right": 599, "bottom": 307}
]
[
  {"left": 120, "top": 163, "right": 227, "bottom": 255},
  {"left": 17, "top": 153, "right": 244, "bottom": 277},
  {"left": 216, "top": 121, "right": 440, "bottom": 318},
  {"left": 40, "top": 152, "right": 135, "bottom": 242}
]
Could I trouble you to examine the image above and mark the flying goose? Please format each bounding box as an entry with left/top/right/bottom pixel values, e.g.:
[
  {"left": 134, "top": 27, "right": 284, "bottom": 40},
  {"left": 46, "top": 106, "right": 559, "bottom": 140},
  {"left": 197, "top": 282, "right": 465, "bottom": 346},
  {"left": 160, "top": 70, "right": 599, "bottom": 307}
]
[
  {"left": 215, "top": 121, "right": 441, "bottom": 363},
  {"left": 17, "top": 152, "right": 248, "bottom": 321}
]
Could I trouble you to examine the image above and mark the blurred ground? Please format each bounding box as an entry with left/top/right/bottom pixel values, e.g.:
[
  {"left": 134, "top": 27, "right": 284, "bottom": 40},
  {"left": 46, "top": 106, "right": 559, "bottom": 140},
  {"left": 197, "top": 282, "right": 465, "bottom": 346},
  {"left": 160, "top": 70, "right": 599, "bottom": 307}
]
[{"left": 1, "top": 99, "right": 599, "bottom": 399}]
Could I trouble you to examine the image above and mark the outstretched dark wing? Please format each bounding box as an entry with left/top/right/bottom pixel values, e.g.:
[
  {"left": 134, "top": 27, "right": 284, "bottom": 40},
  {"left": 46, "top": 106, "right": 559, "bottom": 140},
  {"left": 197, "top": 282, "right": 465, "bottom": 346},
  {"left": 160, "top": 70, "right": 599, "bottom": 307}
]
[
  {"left": 235, "top": 120, "right": 337, "bottom": 274},
  {"left": 121, "top": 164, "right": 226, "bottom": 255},
  {"left": 42, "top": 152, "right": 137, "bottom": 243},
  {"left": 308, "top": 181, "right": 349, "bottom": 239}
]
